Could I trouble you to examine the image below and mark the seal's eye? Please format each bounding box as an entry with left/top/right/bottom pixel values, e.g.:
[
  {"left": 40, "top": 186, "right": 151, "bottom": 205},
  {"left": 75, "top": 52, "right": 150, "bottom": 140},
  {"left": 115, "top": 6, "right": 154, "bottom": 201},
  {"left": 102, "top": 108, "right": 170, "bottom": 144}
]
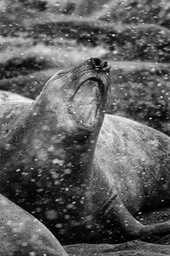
[{"left": 71, "top": 79, "right": 101, "bottom": 126}]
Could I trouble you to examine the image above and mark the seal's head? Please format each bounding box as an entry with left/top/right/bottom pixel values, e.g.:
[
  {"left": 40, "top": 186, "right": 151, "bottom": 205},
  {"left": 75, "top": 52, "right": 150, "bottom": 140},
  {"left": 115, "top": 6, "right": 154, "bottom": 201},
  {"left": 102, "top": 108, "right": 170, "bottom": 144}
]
[
  {"left": 29, "top": 58, "right": 111, "bottom": 175},
  {"left": 68, "top": 58, "right": 110, "bottom": 129},
  {"left": 39, "top": 58, "right": 110, "bottom": 135}
]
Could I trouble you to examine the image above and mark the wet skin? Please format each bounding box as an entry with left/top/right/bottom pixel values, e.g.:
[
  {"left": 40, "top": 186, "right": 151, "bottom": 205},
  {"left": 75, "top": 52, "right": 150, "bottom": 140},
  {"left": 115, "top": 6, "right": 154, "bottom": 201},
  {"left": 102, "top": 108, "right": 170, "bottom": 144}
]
[{"left": 1, "top": 58, "right": 170, "bottom": 244}]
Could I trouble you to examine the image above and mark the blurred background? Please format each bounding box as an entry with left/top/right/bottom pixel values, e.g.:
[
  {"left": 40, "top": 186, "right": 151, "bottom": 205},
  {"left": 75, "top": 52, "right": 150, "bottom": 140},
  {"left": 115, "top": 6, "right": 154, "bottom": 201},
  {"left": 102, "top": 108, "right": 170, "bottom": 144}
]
[{"left": 0, "top": 0, "right": 170, "bottom": 135}]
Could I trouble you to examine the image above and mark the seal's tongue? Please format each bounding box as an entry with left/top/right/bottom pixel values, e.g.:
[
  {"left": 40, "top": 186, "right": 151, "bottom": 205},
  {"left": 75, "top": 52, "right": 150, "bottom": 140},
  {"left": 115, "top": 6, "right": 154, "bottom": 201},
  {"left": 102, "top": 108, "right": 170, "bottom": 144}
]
[{"left": 72, "top": 80, "right": 101, "bottom": 126}]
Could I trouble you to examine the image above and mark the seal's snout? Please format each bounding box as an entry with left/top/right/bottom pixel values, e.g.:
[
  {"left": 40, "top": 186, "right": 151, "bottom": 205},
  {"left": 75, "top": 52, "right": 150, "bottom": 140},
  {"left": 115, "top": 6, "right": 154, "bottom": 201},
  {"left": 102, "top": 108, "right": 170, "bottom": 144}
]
[{"left": 89, "top": 58, "right": 110, "bottom": 72}]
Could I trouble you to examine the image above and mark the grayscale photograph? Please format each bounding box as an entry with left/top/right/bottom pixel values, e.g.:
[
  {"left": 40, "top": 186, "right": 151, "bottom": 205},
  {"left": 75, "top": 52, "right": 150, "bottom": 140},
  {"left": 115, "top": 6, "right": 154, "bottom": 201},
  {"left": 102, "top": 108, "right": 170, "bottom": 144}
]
[{"left": 0, "top": 0, "right": 170, "bottom": 255}]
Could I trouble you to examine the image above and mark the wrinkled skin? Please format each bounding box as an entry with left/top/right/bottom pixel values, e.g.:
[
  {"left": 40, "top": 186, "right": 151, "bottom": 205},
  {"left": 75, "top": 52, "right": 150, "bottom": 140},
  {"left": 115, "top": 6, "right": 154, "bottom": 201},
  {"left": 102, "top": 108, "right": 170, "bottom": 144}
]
[
  {"left": 0, "top": 194, "right": 67, "bottom": 256},
  {"left": 1, "top": 58, "right": 170, "bottom": 244}
]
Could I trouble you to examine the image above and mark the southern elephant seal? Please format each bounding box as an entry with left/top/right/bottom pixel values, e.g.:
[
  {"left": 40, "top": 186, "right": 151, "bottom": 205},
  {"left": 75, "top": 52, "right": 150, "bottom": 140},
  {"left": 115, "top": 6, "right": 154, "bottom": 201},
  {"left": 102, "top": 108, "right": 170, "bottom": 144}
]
[
  {"left": 0, "top": 193, "right": 67, "bottom": 255},
  {"left": 1, "top": 58, "right": 170, "bottom": 244}
]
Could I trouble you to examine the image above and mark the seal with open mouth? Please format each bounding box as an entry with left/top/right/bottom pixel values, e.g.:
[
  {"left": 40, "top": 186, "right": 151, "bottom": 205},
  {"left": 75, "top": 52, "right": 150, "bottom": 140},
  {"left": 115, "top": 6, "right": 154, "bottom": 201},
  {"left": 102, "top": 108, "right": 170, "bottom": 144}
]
[{"left": 1, "top": 58, "right": 170, "bottom": 244}]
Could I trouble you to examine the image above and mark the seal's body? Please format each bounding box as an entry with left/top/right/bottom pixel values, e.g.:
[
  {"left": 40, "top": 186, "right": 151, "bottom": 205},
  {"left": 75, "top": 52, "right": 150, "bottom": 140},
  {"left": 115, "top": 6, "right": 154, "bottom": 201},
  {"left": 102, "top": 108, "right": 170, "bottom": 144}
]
[
  {"left": 0, "top": 90, "right": 33, "bottom": 103},
  {"left": 95, "top": 114, "right": 170, "bottom": 213},
  {"left": 1, "top": 58, "right": 170, "bottom": 244},
  {"left": 0, "top": 194, "right": 67, "bottom": 255}
]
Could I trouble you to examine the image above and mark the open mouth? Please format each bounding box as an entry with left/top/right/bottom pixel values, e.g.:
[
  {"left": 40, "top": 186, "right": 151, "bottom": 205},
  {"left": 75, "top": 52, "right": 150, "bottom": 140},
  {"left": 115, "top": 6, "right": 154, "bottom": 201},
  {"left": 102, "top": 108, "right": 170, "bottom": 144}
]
[{"left": 70, "top": 78, "right": 103, "bottom": 127}]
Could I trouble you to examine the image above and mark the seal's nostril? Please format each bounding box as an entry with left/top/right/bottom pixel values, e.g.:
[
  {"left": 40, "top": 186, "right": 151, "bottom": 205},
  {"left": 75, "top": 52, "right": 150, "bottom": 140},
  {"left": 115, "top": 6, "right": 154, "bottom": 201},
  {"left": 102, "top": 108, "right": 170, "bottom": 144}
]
[
  {"left": 90, "top": 58, "right": 110, "bottom": 72},
  {"left": 91, "top": 58, "right": 102, "bottom": 69},
  {"left": 102, "top": 61, "right": 111, "bottom": 72},
  {"left": 92, "top": 58, "right": 102, "bottom": 67},
  {"left": 103, "top": 61, "right": 108, "bottom": 69}
]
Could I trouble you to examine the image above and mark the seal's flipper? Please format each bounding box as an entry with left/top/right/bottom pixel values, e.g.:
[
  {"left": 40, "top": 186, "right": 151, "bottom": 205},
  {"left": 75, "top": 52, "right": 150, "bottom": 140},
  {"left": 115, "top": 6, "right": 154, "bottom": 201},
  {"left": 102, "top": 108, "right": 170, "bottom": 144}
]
[
  {"left": 105, "top": 195, "right": 144, "bottom": 238},
  {"left": 105, "top": 195, "right": 170, "bottom": 240}
]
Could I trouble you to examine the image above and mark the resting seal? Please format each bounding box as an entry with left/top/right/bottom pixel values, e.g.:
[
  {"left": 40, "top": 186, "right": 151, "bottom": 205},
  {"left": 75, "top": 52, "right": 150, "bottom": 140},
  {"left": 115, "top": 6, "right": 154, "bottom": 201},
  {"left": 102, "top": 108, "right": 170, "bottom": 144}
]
[
  {"left": 1, "top": 58, "right": 170, "bottom": 243},
  {"left": 0, "top": 193, "right": 67, "bottom": 255}
]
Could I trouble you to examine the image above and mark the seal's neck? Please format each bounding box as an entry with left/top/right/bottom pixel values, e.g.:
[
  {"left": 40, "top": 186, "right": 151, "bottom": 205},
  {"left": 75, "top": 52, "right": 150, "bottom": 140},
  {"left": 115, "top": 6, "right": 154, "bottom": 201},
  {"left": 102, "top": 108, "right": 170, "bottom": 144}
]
[{"left": 22, "top": 92, "right": 99, "bottom": 190}]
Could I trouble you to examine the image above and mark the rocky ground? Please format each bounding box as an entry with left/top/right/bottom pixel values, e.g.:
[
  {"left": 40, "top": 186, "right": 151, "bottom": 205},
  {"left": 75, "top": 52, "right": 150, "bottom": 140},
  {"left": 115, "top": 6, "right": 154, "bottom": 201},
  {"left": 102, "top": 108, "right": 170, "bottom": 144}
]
[
  {"left": 1, "top": 0, "right": 170, "bottom": 254},
  {"left": 64, "top": 240, "right": 170, "bottom": 256}
]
